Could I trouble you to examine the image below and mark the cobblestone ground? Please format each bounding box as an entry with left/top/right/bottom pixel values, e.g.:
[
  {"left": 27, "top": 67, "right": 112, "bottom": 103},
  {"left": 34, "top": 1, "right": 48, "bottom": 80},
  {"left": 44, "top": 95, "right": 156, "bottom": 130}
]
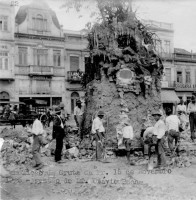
[{"left": 1, "top": 156, "right": 196, "bottom": 200}]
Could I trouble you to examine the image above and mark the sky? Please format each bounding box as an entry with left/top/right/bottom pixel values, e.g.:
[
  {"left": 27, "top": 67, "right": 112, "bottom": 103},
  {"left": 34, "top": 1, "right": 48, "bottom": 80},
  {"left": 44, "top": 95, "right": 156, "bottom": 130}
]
[{"left": 4, "top": 0, "right": 196, "bottom": 52}]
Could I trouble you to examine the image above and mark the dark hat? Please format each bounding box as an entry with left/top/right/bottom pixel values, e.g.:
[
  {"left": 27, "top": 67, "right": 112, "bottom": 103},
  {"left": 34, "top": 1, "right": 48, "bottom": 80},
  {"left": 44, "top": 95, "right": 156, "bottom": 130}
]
[
  {"left": 97, "top": 110, "right": 104, "bottom": 116},
  {"left": 59, "top": 102, "right": 64, "bottom": 108},
  {"left": 76, "top": 99, "right": 81, "bottom": 104},
  {"left": 152, "top": 110, "right": 162, "bottom": 116},
  {"left": 55, "top": 107, "right": 61, "bottom": 113},
  {"left": 191, "top": 96, "right": 195, "bottom": 101}
]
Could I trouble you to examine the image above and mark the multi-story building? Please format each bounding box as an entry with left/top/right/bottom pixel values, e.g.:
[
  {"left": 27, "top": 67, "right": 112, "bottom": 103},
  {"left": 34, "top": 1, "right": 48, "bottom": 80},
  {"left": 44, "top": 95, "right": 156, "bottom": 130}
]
[
  {"left": 173, "top": 48, "right": 196, "bottom": 104},
  {"left": 0, "top": 1, "right": 15, "bottom": 101},
  {"left": 14, "top": 1, "right": 88, "bottom": 114},
  {"left": 63, "top": 29, "right": 88, "bottom": 113},
  {"left": 143, "top": 20, "right": 179, "bottom": 111}
]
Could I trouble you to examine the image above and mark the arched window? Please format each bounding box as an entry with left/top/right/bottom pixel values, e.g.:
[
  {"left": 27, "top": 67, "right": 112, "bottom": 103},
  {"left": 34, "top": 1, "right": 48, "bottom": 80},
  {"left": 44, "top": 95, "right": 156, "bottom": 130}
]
[
  {"left": 71, "top": 92, "right": 79, "bottom": 113},
  {"left": 33, "top": 14, "right": 47, "bottom": 32},
  {"left": 0, "top": 91, "right": 9, "bottom": 101}
]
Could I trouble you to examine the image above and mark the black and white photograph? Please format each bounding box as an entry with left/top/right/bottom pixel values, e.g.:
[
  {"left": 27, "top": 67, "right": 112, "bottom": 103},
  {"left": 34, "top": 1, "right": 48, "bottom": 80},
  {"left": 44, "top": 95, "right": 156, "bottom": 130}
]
[{"left": 0, "top": 0, "right": 196, "bottom": 199}]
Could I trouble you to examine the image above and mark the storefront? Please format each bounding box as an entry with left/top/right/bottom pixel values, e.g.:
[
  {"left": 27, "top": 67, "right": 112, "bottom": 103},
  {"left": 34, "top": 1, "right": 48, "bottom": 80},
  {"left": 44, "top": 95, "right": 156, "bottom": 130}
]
[{"left": 161, "top": 88, "right": 180, "bottom": 114}]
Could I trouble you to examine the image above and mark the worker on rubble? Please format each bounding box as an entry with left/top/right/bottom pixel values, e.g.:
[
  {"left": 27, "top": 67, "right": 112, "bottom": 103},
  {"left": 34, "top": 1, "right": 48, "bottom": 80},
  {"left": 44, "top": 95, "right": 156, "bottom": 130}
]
[
  {"left": 121, "top": 120, "right": 134, "bottom": 165},
  {"left": 53, "top": 107, "right": 66, "bottom": 163},
  {"left": 165, "top": 108, "right": 181, "bottom": 156},
  {"left": 74, "top": 99, "right": 84, "bottom": 140},
  {"left": 31, "top": 114, "right": 46, "bottom": 170},
  {"left": 152, "top": 110, "right": 167, "bottom": 168},
  {"left": 91, "top": 110, "right": 105, "bottom": 161},
  {"left": 187, "top": 96, "right": 196, "bottom": 142}
]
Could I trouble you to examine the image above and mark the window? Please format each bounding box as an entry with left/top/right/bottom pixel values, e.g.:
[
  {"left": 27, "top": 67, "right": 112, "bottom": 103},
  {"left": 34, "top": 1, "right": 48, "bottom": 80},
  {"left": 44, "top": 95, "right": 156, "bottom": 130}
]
[
  {"left": 71, "top": 92, "right": 79, "bottom": 113},
  {"left": 19, "top": 47, "right": 27, "bottom": 65},
  {"left": 186, "top": 71, "right": 191, "bottom": 84},
  {"left": 164, "top": 40, "right": 170, "bottom": 54},
  {"left": 155, "top": 39, "right": 162, "bottom": 54},
  {"left": 0, "top": 16, "right": 8, "bottom": 31},
  {"left": 70, "top": 56, "right": 79, "bottom": 71},
  {"left": 32, "top": 14, "right": 47, "bottom": 32},
  {"left": 53, "top": 50, "right": 61, "bottom": 66},
  {"left": 0, "top": 51, "right": 8, "bottom": 70},
  {"left": 165, "top": 68, "right": 171, "bottom": 84},
  {"left": 176, "top": 71, "right": 182, "bottom": 83},
  {"left": 33, "top": 49, "right": 48, "bottom": 66}
]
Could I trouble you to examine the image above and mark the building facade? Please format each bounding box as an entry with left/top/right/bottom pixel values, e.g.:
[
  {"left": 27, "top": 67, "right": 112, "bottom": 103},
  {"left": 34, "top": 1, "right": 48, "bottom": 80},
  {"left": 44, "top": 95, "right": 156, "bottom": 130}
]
[
  {"left": 13, "top": 1, "right": 88, "bottom": 114},
  {"left": 0, "top": 2, "right": 15, "bottom": 101}
]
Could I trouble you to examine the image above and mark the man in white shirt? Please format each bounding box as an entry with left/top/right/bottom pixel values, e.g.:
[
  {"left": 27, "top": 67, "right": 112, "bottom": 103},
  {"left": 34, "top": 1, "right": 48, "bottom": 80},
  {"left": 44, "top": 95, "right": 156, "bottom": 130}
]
[
  {"left": 152, "top": 110, "right": 167, "bottom": 168},
  {"left": 121, "top": 120, "right": 134, "bottom": 164},
  {"left": 187, "top": 96, "right": 196, "bottom": 141},
  {"left": 91, "top": 110, "right": 105, "bottom": 161},
  {"left": 165, "top": 108, "right": 181, "bottom": 156},
  {"left": 74, "top": 100, "right": 84, "bottom": 139},
  {"left": 176, "top": 99, "right": 186, "bottom": 114}
]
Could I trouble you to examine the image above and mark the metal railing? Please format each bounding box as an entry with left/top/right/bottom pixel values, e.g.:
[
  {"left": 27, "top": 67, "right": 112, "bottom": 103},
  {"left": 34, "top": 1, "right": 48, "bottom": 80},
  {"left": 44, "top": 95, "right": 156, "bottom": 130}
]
[
  {"left": 67, "top": 71, "right": 84, "bottom": 82},
  {"left": 29, "top": 65, "right": 54, "bottom": 76}
]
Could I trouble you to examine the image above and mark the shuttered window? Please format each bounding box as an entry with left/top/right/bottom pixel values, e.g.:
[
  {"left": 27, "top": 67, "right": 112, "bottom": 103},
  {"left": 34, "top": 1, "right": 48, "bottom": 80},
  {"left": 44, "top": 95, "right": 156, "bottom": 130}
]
[{"left": 70, "top": 56, "right": 79, "bottom": 71}]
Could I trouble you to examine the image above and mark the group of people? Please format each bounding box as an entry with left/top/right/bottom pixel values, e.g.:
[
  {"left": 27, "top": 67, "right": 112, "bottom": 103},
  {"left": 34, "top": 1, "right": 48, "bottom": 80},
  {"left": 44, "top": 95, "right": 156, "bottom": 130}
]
[
  {"left": 31, "top": 100, "right": 86, "bottom": 168},
  {"left": 30, "top": 95, "right": 196, "bottom": 169}
]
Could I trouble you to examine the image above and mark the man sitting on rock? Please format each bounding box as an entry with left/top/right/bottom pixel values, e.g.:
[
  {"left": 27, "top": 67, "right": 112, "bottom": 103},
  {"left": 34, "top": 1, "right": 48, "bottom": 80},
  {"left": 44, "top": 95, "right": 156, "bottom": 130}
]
[{"left": 165, "top": 108, "right": 181, "bottom": 156}]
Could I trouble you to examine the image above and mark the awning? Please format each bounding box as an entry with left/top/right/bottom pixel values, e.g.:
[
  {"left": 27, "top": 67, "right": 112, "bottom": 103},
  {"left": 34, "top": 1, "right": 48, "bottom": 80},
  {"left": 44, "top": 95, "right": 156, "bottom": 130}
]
[{"left": 161, "top": 90, "right": 180, "bottom": 103}]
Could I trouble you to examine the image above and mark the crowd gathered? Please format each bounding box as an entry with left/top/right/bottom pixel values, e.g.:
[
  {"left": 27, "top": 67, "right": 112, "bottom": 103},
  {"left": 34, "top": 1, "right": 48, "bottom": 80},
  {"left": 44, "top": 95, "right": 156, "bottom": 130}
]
[{"left": 1, "top": 95, "right": 196, "bottom": 170}]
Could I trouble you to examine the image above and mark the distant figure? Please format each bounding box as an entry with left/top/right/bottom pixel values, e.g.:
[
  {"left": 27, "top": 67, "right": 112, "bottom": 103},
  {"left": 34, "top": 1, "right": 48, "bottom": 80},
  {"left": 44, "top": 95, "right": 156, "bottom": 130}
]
[
  {"left": 74, "top": 99, "right": 84, "bottom": 139},
  {"left": 187, "top": 96, "right": 196, "bottom": 142},
  {"left": 176, "top": 99, "right": 186, "bottom": 114}
]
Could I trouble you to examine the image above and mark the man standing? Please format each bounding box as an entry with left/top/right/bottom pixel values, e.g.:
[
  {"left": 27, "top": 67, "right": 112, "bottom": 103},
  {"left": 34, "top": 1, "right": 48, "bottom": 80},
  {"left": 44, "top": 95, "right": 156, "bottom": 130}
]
[
  {"left": 187, "top": 96, "right": 196, "bottom": 142},
  {"left": 31, "top": 114, "right": 45, "bottom": 169},
  {"left": 165, "top": 108, "right": 181, "bottom": 156},
  {"left": 74, "top": 100, "right": 84, "bottom": 139},
  {"left": 152, "top": 110, "right": 167, "bottom": 168},
  {"left": 53, "top": 107, "right": 65, "bottom": 163},
  {"left": 121, "top": 120, "right": 134, "bottom": 164},
  {"left": 91, "top": 111, "right": 105, "bottom": 161}
]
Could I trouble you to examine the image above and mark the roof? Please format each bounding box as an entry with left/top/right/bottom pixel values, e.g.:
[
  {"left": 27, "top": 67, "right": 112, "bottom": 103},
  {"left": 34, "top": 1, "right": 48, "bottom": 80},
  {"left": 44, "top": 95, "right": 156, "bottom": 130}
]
[
  {"left": 161, "top": 90, "right": 180, "bottom": 103},
  {"left": 174, "top": 48, "right": 191, "bottom": 54},
  {"left": 15, "top": 1, "right": 60, "bottom": 29}
]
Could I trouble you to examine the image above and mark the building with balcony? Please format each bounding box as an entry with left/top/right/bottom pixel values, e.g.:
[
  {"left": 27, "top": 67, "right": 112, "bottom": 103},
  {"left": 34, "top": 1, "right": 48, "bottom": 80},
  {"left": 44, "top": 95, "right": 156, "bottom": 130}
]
[
  {"left": 13, "top": 1, "right": 89, "bottom": 113},
  {"left": 0, "top": 1, "right": 15, "bottom": 101},
  {"left": 64, "top": 29, "right": 88, "bottom": 113},
  {"left": 173, "top": 48, "right": 196, "bottom": 104},
  {"left": 14, "top": 1, "right": 66, "bottom": 107}
]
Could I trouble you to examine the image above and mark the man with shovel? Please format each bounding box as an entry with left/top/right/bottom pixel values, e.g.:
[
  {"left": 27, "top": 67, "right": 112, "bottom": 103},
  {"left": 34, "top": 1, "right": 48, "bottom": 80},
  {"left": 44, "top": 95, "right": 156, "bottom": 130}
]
[
  {"left": 152, "top": 110, "right": 167, "bottom": 169},
  {"left": 91, "top": 111, "right": 106, "bottom": 161}
]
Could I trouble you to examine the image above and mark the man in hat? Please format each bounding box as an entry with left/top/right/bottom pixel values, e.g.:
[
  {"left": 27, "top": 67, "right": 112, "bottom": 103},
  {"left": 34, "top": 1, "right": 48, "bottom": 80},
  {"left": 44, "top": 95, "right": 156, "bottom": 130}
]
[
  {"left": 74, "top": 99, "right": 84, "bottom": 139},
  {"left": 152, "top": 110, "right": 167, "bottom": 168},
  {"left": 91, "top": 110, "right": 105, "bottom": 161},
  {"left": 165, "top": 108, "right": 181, "bottom": 156},
  {"left": 187, "top": 96, "right": 196, "bottom": 142},
  {"left": 121, "top": 120, "right": 134, "bottom": 164},
  {"left": 53, "top": 107, "right": 66, "bottom": 163},
  {"left": 59, "top": 102, "right": 68, "bottom": 123},
  {"left": 31, "top": 114, "right": 46, "bottom": 169}
]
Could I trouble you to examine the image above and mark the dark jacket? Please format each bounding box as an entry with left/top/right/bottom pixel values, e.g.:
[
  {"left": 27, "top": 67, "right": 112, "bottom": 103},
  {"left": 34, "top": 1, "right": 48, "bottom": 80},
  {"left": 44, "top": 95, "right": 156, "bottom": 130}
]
[{"left": 53, "top": 115, "right": 65, "bottom": 139}]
